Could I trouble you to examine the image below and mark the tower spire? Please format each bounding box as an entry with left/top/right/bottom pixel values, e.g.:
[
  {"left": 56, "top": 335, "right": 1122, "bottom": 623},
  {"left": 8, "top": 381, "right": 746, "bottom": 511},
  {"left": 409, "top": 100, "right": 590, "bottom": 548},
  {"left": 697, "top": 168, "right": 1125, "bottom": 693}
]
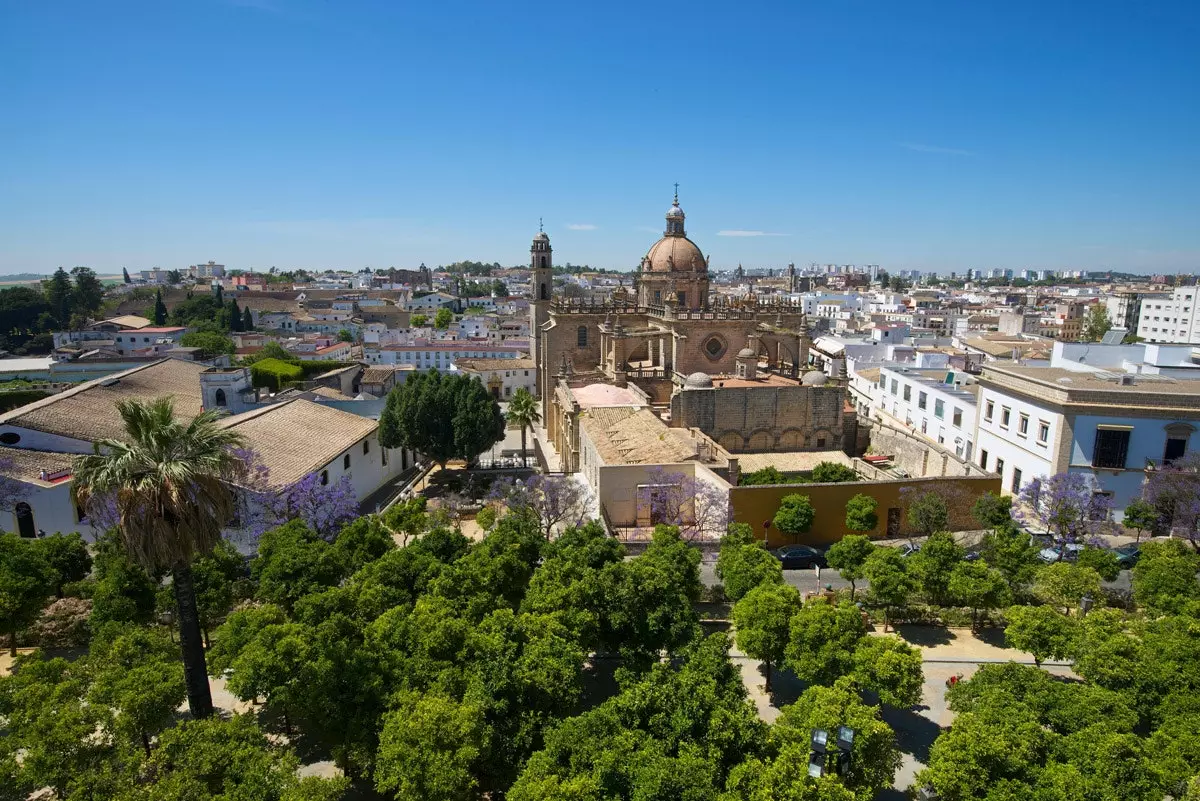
[
  {"left": 539, "top": 216, "right": 543, "bottom": 233},
  {"left": 673, "top": 182, "right": 679, "bottom": 204}
]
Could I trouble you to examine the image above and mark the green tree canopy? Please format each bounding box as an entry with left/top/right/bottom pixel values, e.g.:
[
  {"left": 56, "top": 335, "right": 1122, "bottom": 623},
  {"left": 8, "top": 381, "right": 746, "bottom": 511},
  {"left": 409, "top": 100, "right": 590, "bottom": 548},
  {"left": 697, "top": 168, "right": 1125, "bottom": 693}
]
[
  {"left": 434, "top": 307, "right": 453, "bottom": 329},
  {"left": 1033, "top": 562, "right": 1102, "bottom": 614},
  {"left": 825, "top": 533, "right": 874, "bottom": 600},
  {"left": 379, "top": 370, "right": 504, "bottom": 468},
  {"left": 851, "top": 634, "right": 924, "bottom": 708},
  {"left": 773, "top": 494, "right": 816, "bottom": 536},
  {"left": 784, "top": 600, "right": 866, "bottom": 685},
  {"left": 843, "top": 493, "right": 878, "bottom": 534},
  {"left": 809, "top": 462, "right": 858, "bottom": 483},
  {"left": 1004, "top": 605, "right": 1078, "bottom": 666},
  {"left": 32, "top": 531, "right": 92, "bottom": 598},
  {"left": 181, "top": 330, "right": 236, "bottom": 358},
  {"left": 732, "top": 582, "right": 803, "bottom": 692},
  {"left": 947, "top": 560, "right": 1009, "bottom": 627},
  {"left": 861, "top": 547, "right": 912, "bottom": 630},
  {"left": 0, "top": 533, "right": 55, "bottom": 655},
  {"left": 716, "top": 536, "right": 783, "bottom": 602},
  {"left": 907, "top": 530, "right": 964, "bottom": 605}
]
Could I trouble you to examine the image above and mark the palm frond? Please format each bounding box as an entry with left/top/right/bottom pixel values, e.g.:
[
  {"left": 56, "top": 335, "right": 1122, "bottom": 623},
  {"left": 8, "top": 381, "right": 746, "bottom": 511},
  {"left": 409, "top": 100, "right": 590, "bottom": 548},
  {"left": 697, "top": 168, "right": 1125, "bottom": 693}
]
[{"left": 72, "top": 397, "right": 248, "bottom": 571}]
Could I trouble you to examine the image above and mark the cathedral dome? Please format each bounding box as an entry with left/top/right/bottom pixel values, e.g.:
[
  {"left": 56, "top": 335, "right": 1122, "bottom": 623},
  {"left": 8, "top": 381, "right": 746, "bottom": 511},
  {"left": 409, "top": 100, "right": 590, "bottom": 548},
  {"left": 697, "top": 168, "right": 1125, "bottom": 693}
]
[
  {"left": 684, "top": 372, "right": 713, "bottom": 389},
  {"left": 802, "top": 370, "right": 828, "bottom": 386},
  {"left": 644, "top": 235, "right": 706, "bottom": 273},
  {"left": 666, "top": 201, "right": 684, "bottom": 218},
  {"left": 737, "top": 347, "right": 757, "bottom": 359},
  {"left": 533, "top": 231, "right": 550, "bottom": 242}
]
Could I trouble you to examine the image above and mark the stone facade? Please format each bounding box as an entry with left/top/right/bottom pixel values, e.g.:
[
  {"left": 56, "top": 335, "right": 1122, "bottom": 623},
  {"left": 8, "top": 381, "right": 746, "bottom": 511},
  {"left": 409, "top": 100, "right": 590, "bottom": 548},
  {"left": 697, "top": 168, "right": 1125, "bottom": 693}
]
[{"left": 534, "top": 193, "right": 853, "bottom": 471}]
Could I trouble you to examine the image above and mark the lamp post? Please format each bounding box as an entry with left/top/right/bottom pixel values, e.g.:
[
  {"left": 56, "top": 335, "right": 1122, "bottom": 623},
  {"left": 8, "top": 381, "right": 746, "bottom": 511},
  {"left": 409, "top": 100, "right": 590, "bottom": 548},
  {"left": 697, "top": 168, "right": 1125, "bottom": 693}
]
[
  {"left": 808, "top": 725, "right": 856, "bottom": 778},
  {"left": 1080, "top": 594, "right": 1094, "bottom": 617}
]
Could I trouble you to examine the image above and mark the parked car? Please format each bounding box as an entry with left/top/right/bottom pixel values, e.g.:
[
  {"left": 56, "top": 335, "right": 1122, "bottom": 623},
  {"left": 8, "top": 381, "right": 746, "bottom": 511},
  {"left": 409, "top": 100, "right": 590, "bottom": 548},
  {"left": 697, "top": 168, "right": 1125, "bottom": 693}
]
[
  {"left": 1113, "top": 544, "right": 1141, "bottom": 568},
  {"left": 964, "top": 550, "right": 982, "bottom": 562},
  {"left": 898, "top": 543, "right": 921, "bottom": 558},
  {"left": 1037, "top": 543, "right": 1083, "bottom": 564},
  {"left": 771, "top": 544, "right": 827, "bottom": 570}
]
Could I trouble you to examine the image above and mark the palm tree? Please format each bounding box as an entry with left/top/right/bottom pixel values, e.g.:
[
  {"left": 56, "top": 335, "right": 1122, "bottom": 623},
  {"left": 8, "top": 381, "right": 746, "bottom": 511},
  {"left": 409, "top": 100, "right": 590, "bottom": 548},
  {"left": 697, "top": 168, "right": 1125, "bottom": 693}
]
[
  {"left": 506, "top": 388, "right": 541, "bottom": 468},
  {"left": 73, "top": 398, "right": 246, "bottom": 719}
]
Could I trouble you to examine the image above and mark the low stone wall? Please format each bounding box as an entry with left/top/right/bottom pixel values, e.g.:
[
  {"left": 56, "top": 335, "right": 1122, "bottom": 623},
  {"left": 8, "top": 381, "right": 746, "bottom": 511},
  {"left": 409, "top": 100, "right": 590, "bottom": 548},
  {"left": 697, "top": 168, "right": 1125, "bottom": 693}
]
[{"left": 864, "top": 419, "right": 991, "bottom": 478}]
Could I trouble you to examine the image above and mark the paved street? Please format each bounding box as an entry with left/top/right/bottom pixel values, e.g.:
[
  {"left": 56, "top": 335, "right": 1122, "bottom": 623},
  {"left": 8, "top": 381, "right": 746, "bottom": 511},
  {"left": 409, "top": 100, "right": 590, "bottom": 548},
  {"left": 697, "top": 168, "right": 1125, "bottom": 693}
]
[{"left": 700, "top": 563, "right": 863, "bottom": 595}]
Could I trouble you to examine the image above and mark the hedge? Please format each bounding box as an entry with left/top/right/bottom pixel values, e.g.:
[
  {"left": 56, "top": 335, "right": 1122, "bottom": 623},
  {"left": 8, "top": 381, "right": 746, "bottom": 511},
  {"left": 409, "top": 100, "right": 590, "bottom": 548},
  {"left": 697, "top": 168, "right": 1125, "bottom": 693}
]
[
  {"left": 0, "top": 389, "right": 51, "bottom": 413},
  {"left": 249, "top": 358, "right": 357, "bottom": 392},
  {"left": 249, "top": 358, "right": 304, "bottom": 392}
]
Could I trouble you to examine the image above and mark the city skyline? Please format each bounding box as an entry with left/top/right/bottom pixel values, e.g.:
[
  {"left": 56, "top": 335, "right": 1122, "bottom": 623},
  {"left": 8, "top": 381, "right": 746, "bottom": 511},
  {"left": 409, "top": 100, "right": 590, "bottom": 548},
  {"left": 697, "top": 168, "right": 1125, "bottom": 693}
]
[{"left": 2, "top": 1, "right": 1198, "bottom": 274}]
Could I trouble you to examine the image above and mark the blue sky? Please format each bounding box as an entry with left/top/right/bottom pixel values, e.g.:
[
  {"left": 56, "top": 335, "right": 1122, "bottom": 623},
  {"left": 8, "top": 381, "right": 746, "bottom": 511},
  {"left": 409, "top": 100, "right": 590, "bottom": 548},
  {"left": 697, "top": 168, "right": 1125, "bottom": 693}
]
[{"left": 2, "top": 0, "right": 1198, "bottom": 274}]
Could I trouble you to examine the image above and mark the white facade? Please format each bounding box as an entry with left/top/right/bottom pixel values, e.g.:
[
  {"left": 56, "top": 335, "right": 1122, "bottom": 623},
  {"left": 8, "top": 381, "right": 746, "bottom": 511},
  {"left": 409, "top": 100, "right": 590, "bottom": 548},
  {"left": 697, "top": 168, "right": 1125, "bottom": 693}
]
[
  {"left": 974, "top": 365, "right": 1200, "bottom": 516},
  {"left": 866, "top": 364, "right": 978, "bottom": 461},
  {"left": 363, "top": 342, "right": 525, "bottom": 370},
  {"left": 455, "top": 359, "right": 536, "bottom": 400},
  {"left": 1136, "top": 286, "right": 1200, "bottom": 344}
]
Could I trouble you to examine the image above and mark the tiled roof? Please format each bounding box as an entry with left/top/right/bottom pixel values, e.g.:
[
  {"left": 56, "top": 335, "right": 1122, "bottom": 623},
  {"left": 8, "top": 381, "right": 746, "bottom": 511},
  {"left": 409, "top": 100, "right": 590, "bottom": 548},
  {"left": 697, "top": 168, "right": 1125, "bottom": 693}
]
[
  {"left": 0, "top": 359, "right": 207, "bottom": 443},
  {"left": 579, "top": 406, "right": 697, "bottom": 465},
  {"left": 455, "top": 357, "right": 535, "bottom": 372},
  {"left": 307, "top": 386, "right": 356, "bottom": 401},
  {"left": 220, "top": 399, "right": 377, "bottom": 487},
  {"left": 361, "top": 367, "right": 401, "bottom": 384},
  {"left": 0, "top": 447, "right": 76, "bottom": 488}
]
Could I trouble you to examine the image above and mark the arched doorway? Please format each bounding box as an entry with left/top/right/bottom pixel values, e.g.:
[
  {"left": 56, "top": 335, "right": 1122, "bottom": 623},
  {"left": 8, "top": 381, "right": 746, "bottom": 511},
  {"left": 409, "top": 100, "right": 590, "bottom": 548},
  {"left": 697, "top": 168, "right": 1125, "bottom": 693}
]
[{"left": 15, "top": 502, "right": 35, "bottom": 538}]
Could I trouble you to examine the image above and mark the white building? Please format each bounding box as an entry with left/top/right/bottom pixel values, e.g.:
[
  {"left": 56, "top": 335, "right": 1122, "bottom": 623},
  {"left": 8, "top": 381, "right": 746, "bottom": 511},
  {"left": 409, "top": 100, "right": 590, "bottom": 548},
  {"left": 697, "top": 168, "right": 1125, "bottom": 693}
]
[
  {"left": 363, "top": 341, "right": 525, "bottom": 370},
  {"left": 974, "top": 364, "right": 1199, "bottom": 514},
  {"left": 189, "top": 261, "right": 226, "bottom": 279},
  {"left": 0, "top": 360, "right": 416, "bottom": 540},
  {"left": 859, "top": 364, "right": 979, "bottom": 461},
  {"left": 1136, "top": 286, "right": 1200, "bottom": 344},
  {"left": 454, "top": 357, "right": 536, "bottom": 400}
]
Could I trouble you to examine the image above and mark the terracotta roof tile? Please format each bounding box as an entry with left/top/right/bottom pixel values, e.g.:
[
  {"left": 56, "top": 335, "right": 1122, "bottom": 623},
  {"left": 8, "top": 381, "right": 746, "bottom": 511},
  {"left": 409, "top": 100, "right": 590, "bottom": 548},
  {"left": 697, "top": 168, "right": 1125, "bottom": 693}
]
[
  {"left": 0, "top": 359, "right": 207, "bottom": 443},
  {"left": 220, "top": 398, "right": 377, "bottom": 487}
]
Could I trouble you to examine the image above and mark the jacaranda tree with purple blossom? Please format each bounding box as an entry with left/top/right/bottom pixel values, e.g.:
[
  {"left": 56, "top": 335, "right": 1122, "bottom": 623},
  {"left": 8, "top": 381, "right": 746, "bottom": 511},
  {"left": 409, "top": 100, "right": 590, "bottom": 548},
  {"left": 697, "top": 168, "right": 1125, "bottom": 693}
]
[
  {"left": 232, "top": 448, "right": 359, "bottom": 542},
  {"left": 487, "top": 474, "right": 592, "bottom": 538},
  {"left": 638, "top": 466, "right": 730, "bottom": 541},
  {"left": 1019, "top": 472, "right": 1115, "bottom": 543},
  {"left": 1142, "top": 451, "right": 1200, "bottom": 549}
]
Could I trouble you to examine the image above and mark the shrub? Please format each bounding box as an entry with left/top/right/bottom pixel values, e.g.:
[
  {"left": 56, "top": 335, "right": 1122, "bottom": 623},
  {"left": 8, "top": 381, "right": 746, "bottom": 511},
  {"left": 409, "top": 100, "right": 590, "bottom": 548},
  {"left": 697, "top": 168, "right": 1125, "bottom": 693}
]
[
  {"left": 810, "top": 462, "right": 858, "bottom": 483},
  {"left": 31, "top": 597, "right": 93, "bottom": 648},
  {"left": 249, "top": 358, "right": 304, "bottom": 391}
]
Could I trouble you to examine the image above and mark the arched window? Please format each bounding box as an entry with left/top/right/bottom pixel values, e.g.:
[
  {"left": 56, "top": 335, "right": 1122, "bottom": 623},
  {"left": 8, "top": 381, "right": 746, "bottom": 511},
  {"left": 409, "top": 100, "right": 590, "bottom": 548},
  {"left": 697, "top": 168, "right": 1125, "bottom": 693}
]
[
  {"left": 539, "top": 255, "right": 547, "bottom": 268},
  {"left": 320, "top": 470, "right": 329, "bottom": 485},
  {"left": 214, "top": 388, "right": 227, "bottom": 407},
  {"left": 577, "top": 326, "right": 588, "bottom": 347},
  {"left": 15, "top": 502, "right": 35, "bottom": 539},
  {"left": 343, "top": 454, "right": 351, "bottom": 470},
  {"left": 539, "top": 283, "right": 548, "bottom": 300}
]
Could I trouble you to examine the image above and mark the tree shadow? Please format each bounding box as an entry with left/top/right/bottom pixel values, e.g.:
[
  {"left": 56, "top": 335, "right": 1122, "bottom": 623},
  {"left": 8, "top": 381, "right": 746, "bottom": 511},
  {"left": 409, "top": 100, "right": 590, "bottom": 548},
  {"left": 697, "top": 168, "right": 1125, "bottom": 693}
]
[
  {"left": 975, "top": 625, "right": 1008, "bottom": 649},
  {"left": 767, "top": 665, "right": 811, "bottom": 708},
  {"left": 876, "top": 789, "right": 909, "bottom": 801},
  {"left": 893, "top": 624, "right": 953, "bottom": 647},
  {"left": 880, "top": 704, "right": 943, "bottom": 765}
]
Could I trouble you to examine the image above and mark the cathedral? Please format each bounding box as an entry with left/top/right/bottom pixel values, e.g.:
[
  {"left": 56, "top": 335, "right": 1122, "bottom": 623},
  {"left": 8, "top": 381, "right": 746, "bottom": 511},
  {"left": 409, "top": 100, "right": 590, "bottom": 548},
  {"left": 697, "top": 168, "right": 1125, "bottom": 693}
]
[{"left": 531, "top": 193, "right": 847, "bottom": 473}]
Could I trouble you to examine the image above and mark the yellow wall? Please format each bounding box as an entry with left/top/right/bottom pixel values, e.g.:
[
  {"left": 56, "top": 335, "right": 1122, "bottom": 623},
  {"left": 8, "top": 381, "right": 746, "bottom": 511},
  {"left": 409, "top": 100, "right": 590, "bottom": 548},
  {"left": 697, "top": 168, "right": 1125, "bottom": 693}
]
[{"left": 730, "top": 475, "right": 1002, "bottom": 548}]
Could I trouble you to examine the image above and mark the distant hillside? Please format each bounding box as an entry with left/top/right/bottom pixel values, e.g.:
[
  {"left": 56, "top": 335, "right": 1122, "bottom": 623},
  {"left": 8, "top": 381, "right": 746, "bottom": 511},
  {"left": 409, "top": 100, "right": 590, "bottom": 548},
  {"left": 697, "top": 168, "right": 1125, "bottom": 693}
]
[{"left": 0, "top": 273, "right": 48, "bottom": 282}]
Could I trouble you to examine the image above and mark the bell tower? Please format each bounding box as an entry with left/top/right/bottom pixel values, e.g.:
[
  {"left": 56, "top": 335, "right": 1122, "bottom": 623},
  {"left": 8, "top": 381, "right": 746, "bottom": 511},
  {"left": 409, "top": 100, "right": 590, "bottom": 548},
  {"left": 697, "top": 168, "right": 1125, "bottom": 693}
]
[{"left": 529, "top": 220, "right": 553, "bottom": 390}]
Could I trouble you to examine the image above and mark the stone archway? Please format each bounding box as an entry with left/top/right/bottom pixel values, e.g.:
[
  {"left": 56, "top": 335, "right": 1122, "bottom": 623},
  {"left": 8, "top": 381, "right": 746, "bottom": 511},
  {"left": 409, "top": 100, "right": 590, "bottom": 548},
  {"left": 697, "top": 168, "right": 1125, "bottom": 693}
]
[
  {"left": 747, "top": 430, "right": 774, "bottom": 451},
  {"left": 718, "top": 431, "right": 744, "bottom": 452},
  {"left": 779, "top": 428, "right": 804, "bottom": 449}
]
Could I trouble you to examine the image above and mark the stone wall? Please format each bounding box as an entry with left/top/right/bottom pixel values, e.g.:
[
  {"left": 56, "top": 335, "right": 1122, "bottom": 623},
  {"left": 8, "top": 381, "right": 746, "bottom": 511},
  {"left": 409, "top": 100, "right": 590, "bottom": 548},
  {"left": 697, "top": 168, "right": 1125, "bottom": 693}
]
[
  {"left": 671, "top": 383, "right": 845, "bottom": 453},
  {"left": 864, "top": 419, "right": 993, "bottom": 478}
]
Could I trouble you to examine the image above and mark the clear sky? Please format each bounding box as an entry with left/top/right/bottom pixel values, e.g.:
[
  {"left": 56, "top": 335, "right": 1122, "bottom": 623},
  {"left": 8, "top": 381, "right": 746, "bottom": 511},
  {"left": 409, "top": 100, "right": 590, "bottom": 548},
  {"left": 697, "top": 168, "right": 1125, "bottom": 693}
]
[{"left": 2, "top": 0, "right": 1198, "bottom": 275}]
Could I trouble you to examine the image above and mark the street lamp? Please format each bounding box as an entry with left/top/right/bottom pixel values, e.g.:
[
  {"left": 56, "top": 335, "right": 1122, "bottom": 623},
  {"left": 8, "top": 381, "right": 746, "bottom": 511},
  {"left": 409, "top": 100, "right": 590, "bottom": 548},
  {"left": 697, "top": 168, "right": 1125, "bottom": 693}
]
[
  {"left": 1080, "top": 595, "right": 1094, "bottom": 616},
  {"left": 808, "top": 726, "right": 855, "bottom": 778}
]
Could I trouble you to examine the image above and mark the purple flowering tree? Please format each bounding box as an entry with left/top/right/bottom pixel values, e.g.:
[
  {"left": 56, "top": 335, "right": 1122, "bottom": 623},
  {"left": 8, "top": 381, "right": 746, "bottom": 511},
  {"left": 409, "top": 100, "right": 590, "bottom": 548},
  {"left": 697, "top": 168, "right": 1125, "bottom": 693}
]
[
  {"left": 638, "top": 466, "right": 730, "bottom": 542},
  {"left": 1018, "top": 472, "right": 1115, "bottom": 543},
  {"left": 487, "top": 473, "right": 593, "bottom": 538},
  {"left": 1143, "top": 451, "right": 1200, "bottom": 549},
  {"left": 231, "top": 448, "right": 360, "bottom": 542}
]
